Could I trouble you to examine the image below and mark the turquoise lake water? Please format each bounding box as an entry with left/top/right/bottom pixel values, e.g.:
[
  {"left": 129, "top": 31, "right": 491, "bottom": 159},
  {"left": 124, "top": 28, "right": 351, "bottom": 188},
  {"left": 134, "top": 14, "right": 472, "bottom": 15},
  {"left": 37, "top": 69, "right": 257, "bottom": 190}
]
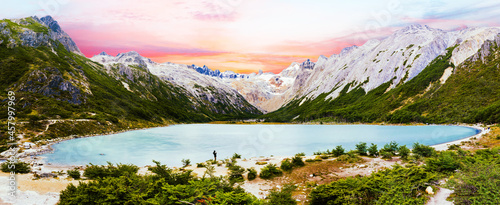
[{"left": 42, "top": 124, "right": 479, "bottom": 167}]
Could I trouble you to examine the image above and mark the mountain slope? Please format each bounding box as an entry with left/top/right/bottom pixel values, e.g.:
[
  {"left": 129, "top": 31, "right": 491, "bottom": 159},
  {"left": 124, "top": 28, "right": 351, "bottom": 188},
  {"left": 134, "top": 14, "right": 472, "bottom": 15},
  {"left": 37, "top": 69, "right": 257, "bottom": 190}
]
[
  {"left": 0, "top": 16, "right": 260, "bottom": 126},
  {"left": 90, "top": 52, "right": 261, "bottom": 115},
  {"left": 264, "top": 34, "right": 500, "bottom": 124}
]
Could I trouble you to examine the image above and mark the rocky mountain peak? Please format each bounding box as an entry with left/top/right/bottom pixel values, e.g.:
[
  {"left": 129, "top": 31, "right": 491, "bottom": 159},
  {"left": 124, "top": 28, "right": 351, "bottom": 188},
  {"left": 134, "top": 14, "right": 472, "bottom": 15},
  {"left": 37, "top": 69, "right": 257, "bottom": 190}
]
[
  {"left": 33, "top": 15, "right": 82, "bottom": 55},
  {"left": 300, "top": 59, "right": 315, "bottom": 70},
  {"left": 98, "top": 51, "right": 111, "bottom": 56}
]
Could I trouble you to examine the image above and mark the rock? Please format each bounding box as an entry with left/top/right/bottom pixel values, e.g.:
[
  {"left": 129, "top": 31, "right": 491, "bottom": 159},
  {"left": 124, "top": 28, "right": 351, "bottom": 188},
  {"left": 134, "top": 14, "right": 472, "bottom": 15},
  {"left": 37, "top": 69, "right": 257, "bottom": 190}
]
[
  {"left": 426, "top": 186, "right": 434, "bottom": 195},
  {"left": 35, "top": 16, "right": 83, "bottom": 54}
]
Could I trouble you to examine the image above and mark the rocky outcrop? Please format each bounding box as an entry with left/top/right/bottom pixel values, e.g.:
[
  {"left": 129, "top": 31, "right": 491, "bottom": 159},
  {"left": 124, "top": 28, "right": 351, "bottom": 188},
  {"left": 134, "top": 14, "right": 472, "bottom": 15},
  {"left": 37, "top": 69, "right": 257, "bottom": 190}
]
[
  {"left": 35, "top": 16, "right": 82, "bottom": 55},
  {"left": 18, "top": 67, "right": 88, "bottom": 104},
  {"left": 470, "top": 34, "right": 500, "bottom": 63}
]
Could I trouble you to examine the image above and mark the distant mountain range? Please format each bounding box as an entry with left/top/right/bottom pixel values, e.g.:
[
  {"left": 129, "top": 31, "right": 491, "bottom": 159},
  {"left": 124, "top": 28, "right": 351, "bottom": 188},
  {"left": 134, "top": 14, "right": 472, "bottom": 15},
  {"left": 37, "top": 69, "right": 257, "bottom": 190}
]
[{"left": 1, "top": 16, "right": 499, "bottom": 124}]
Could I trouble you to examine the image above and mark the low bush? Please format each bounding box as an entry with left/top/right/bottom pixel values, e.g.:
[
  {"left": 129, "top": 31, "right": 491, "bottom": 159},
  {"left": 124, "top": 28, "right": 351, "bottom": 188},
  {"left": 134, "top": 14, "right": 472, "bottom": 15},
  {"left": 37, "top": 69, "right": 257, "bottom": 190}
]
[
  {"left": 368, "top": 143, "right": 379, "bottom": 157},
  {"left": 266, "top": 184, "right": 297, "bottom": 205},
  {"left": 398, "top": 145, "right": 410, "bottom": 160},
  {"left": 310, "top": 164, "right": 437, "bottom": 205},
  {"left": 232, "top": 153, "right": 242, "bottom": 159},
  {"left": 446, "top": 148, "right": 500, "bottom": 204},
  {"left": 228, "top": 165, "right": 245, "bottom": 183},
  {"left": 412, "top": 143, "right": 436, "bottom": 158},
  {"left": 259, "top": 164, "right": 283, "bottom": 179},
  {"left": 1, "top": 161, "right": 31, "bottom": 173},
  {"left": 247, "top": 167, "right": 257, "bottom": 180},
  {"left": 332, "top": 145, "right": 345, "bottom": 157},
  {"left": 380, "top": 150, "right": 393, "bottom": 160},
  {"left": 83, "top": 162, "right": 138, "bottom": 179},
  {"left": 181, "top": 159, "right": 191, "bottom": 167},
  {"left": 67, "top": 169, "right": 80, "bottom": 179},
  {"left": 291, "top": 155, "right": 305, "bottom": 167},
  {"left": 280, "top": 159, "right": 293, "bottom": 172},
  {"left": 295, "top": 152, "right": 306, "bottom": 157},
  {"left": 425, "top": 151, "right": 461, "bottom": 174},
  {"left": 355, "top": 142, "right": 368, "bottom": 156}
]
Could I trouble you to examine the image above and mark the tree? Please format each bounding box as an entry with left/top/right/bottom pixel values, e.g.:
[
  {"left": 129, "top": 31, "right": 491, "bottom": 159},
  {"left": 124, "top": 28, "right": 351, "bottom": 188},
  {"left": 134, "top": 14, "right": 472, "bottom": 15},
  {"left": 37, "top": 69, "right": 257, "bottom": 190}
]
[
  {"left": 412, "top": 143, "right": 436, "bottom": 158},
  {"left": 332, "top": 145, "right": 345, "bottom": 157},
  {"left": 368, "top": 143, "right": 379, "bottom": 157},
  {"left": 355, "top": 142, "right": 368, "bottom": 156},
  {"left": 291, "top": 155, "right": 305, "bottom": 167},
  {"left": 381, "top": 141, "right": 399, "bottom": 155},
  {"left": 398, "top": 145, "right": 410, "bottom": 160}
]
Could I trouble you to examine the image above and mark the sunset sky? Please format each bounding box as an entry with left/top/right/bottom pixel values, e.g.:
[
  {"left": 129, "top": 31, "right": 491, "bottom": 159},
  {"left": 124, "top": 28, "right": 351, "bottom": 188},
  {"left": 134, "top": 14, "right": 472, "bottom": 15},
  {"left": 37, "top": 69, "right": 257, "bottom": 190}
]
[{"left": 3, "top": 0, "right": 500, "bottom": 73}]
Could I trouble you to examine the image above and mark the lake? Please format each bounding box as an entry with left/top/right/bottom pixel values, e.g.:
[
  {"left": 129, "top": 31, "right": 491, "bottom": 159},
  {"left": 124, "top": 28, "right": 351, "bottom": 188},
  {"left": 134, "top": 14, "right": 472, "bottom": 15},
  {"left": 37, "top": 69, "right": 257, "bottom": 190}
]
[{"left": 42, "top": 124, "right": 479, "bottom": 167}]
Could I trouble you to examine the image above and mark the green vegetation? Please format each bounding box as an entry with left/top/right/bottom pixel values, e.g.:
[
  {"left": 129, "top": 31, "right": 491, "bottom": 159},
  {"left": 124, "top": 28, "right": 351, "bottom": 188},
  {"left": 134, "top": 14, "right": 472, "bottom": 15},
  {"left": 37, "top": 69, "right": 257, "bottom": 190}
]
[
  {"left": 368, "top": 143, "right": 379, "bottom": 157},
  {"left": 331, "top": 145, "right": 345, "bottom": 157},
  {"left": 247, "top": 168, "right": 257, "bottom": 181},
  {"left": 265, "top": 184, "right": 297, "bottom": 205},
  {"left": 1, "top": 161, "right": 31, "bottom": 173},
  {"left": 412, "top": 142, "right": 436, "bottom": 158},
  {"left": 259, "top": 164, "right": 283, "bottom": 179},
  {"left": 355, "top": 142, "right": 368, "bottom": 155},
  {"left": 83, "top": 163, "right": 139, "bottom": 179},
  {"left": 446, "top": 148, "right": 500, "bottom": 204},
  {"left": 67, "top": 169, "right": 81, "bottom": 179},
  {"left": 61, "top": 161, "right": 261, "bottom": 205},
  {"left": 310, "top": 164, "right": 437, "bottom": 205},
  {"left": 182, "top": 159, "right": 191, "bottom": 167}
]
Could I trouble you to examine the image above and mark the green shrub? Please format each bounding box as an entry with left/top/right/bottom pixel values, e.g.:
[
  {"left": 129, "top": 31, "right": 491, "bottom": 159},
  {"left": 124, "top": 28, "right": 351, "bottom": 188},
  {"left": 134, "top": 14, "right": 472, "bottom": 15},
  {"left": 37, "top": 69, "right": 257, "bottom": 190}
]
[
  {"left": 447, "top": 144, "right": 461, "bottom": 150},
  {"left": 381, "top": 141, "right": 399, "bottom": 155},
  {"left": 446, "top": 150, "right": 500, "bottom": 204},
  {"left": 398, "top": 145, "right": 410, "bottom": 160},
  {"left": 228, "top": 165, "right": 245, "bottom": 183},
  {"left": 196, "top": 163, "right": 205, "bottom": 168},
  {"left": 355, "top": 142, "right": 368, "bottom": 155},
  {"left": 83, "top": 162, "right": 138, "bottom": 179},
  {"left": 310, "top": 164, "right": 437, "bottom": 205},
  {"left": 181, "top": 159, "right": 191, "bottom": 167},
  {"left": 380, "top": 150, "right": 393, "bottom": 160},
  {"left": 332, "top": 145, "right": 345, "bottom": 157},
  {"left": 148, "top": 160, "right": 194, "bottom": 185},
  {"left": 266, "top": 184, "right": 297, "bottom": 205},
  {"left": 412, "top": 143, "right": 436, "bottom": 158},
  {"left": 280, "top": 159, "right": 293, "bottom": 172},
  {"left": 295, "top": 152, "right": 306, "bottom": 157},
  {"left": 1, "top": 161, "right": 31, "bottom": 173},
  {"left": 425, "top": 151, "right": 461, "bottom": 174},
  {"left": 247, "top": 168, "right": 257, "bottom": 181},
  {"left": 337, "top": 152, "right": 362, "bottom": 163},
  {"left": 368, "top": 143, "right": 379, "bottom": 157},
  {"left": 259, "top": 164, "right": 283, "bottom": 179},
  {"left": 232, "top": 153, "right": 242, "bottom": 159},
  {"left": 67, "top": 169, "right": 80, "bottom": 179},
  {"left": 291, "top": 155, "right": 305, "bottom": 167}
]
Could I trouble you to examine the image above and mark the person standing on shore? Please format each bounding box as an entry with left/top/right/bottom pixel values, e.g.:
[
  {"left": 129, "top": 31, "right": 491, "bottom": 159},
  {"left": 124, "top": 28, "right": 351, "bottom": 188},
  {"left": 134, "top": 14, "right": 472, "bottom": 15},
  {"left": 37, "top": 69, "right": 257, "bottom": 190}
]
[{"left": 213, "top": 150, "right": 217, "bottom": 161}]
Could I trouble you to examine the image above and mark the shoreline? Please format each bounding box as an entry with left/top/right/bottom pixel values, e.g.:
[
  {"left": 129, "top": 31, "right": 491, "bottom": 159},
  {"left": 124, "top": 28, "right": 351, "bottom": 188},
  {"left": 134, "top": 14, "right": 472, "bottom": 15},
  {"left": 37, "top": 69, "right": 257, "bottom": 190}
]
[
  {"left": 10, "top": 122, "right": 488, "bottom": 169},
  {"left": 430, "top": 124, "right": 487, "bottom": 151}
]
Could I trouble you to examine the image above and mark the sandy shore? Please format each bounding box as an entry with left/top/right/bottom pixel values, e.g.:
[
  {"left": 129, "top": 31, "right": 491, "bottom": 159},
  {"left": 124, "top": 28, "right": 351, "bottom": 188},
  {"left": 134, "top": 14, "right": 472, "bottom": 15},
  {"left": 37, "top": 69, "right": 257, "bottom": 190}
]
[{"left": 430, "top": 124, "right": 487, "bottom": 151}]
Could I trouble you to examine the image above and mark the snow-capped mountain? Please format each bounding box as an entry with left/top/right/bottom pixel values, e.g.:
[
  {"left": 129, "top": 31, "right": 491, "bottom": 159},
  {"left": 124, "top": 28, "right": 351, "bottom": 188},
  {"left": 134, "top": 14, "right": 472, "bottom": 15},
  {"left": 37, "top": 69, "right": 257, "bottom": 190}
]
[
  {"left": 92, "top": 24, "right": 500, "bottom": 114},
  {"left": 90, "top": 51, "right": 260, "bottom": 114},
  {"left": 293, "top": 25, "right": 500, "bottom": 102}
]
